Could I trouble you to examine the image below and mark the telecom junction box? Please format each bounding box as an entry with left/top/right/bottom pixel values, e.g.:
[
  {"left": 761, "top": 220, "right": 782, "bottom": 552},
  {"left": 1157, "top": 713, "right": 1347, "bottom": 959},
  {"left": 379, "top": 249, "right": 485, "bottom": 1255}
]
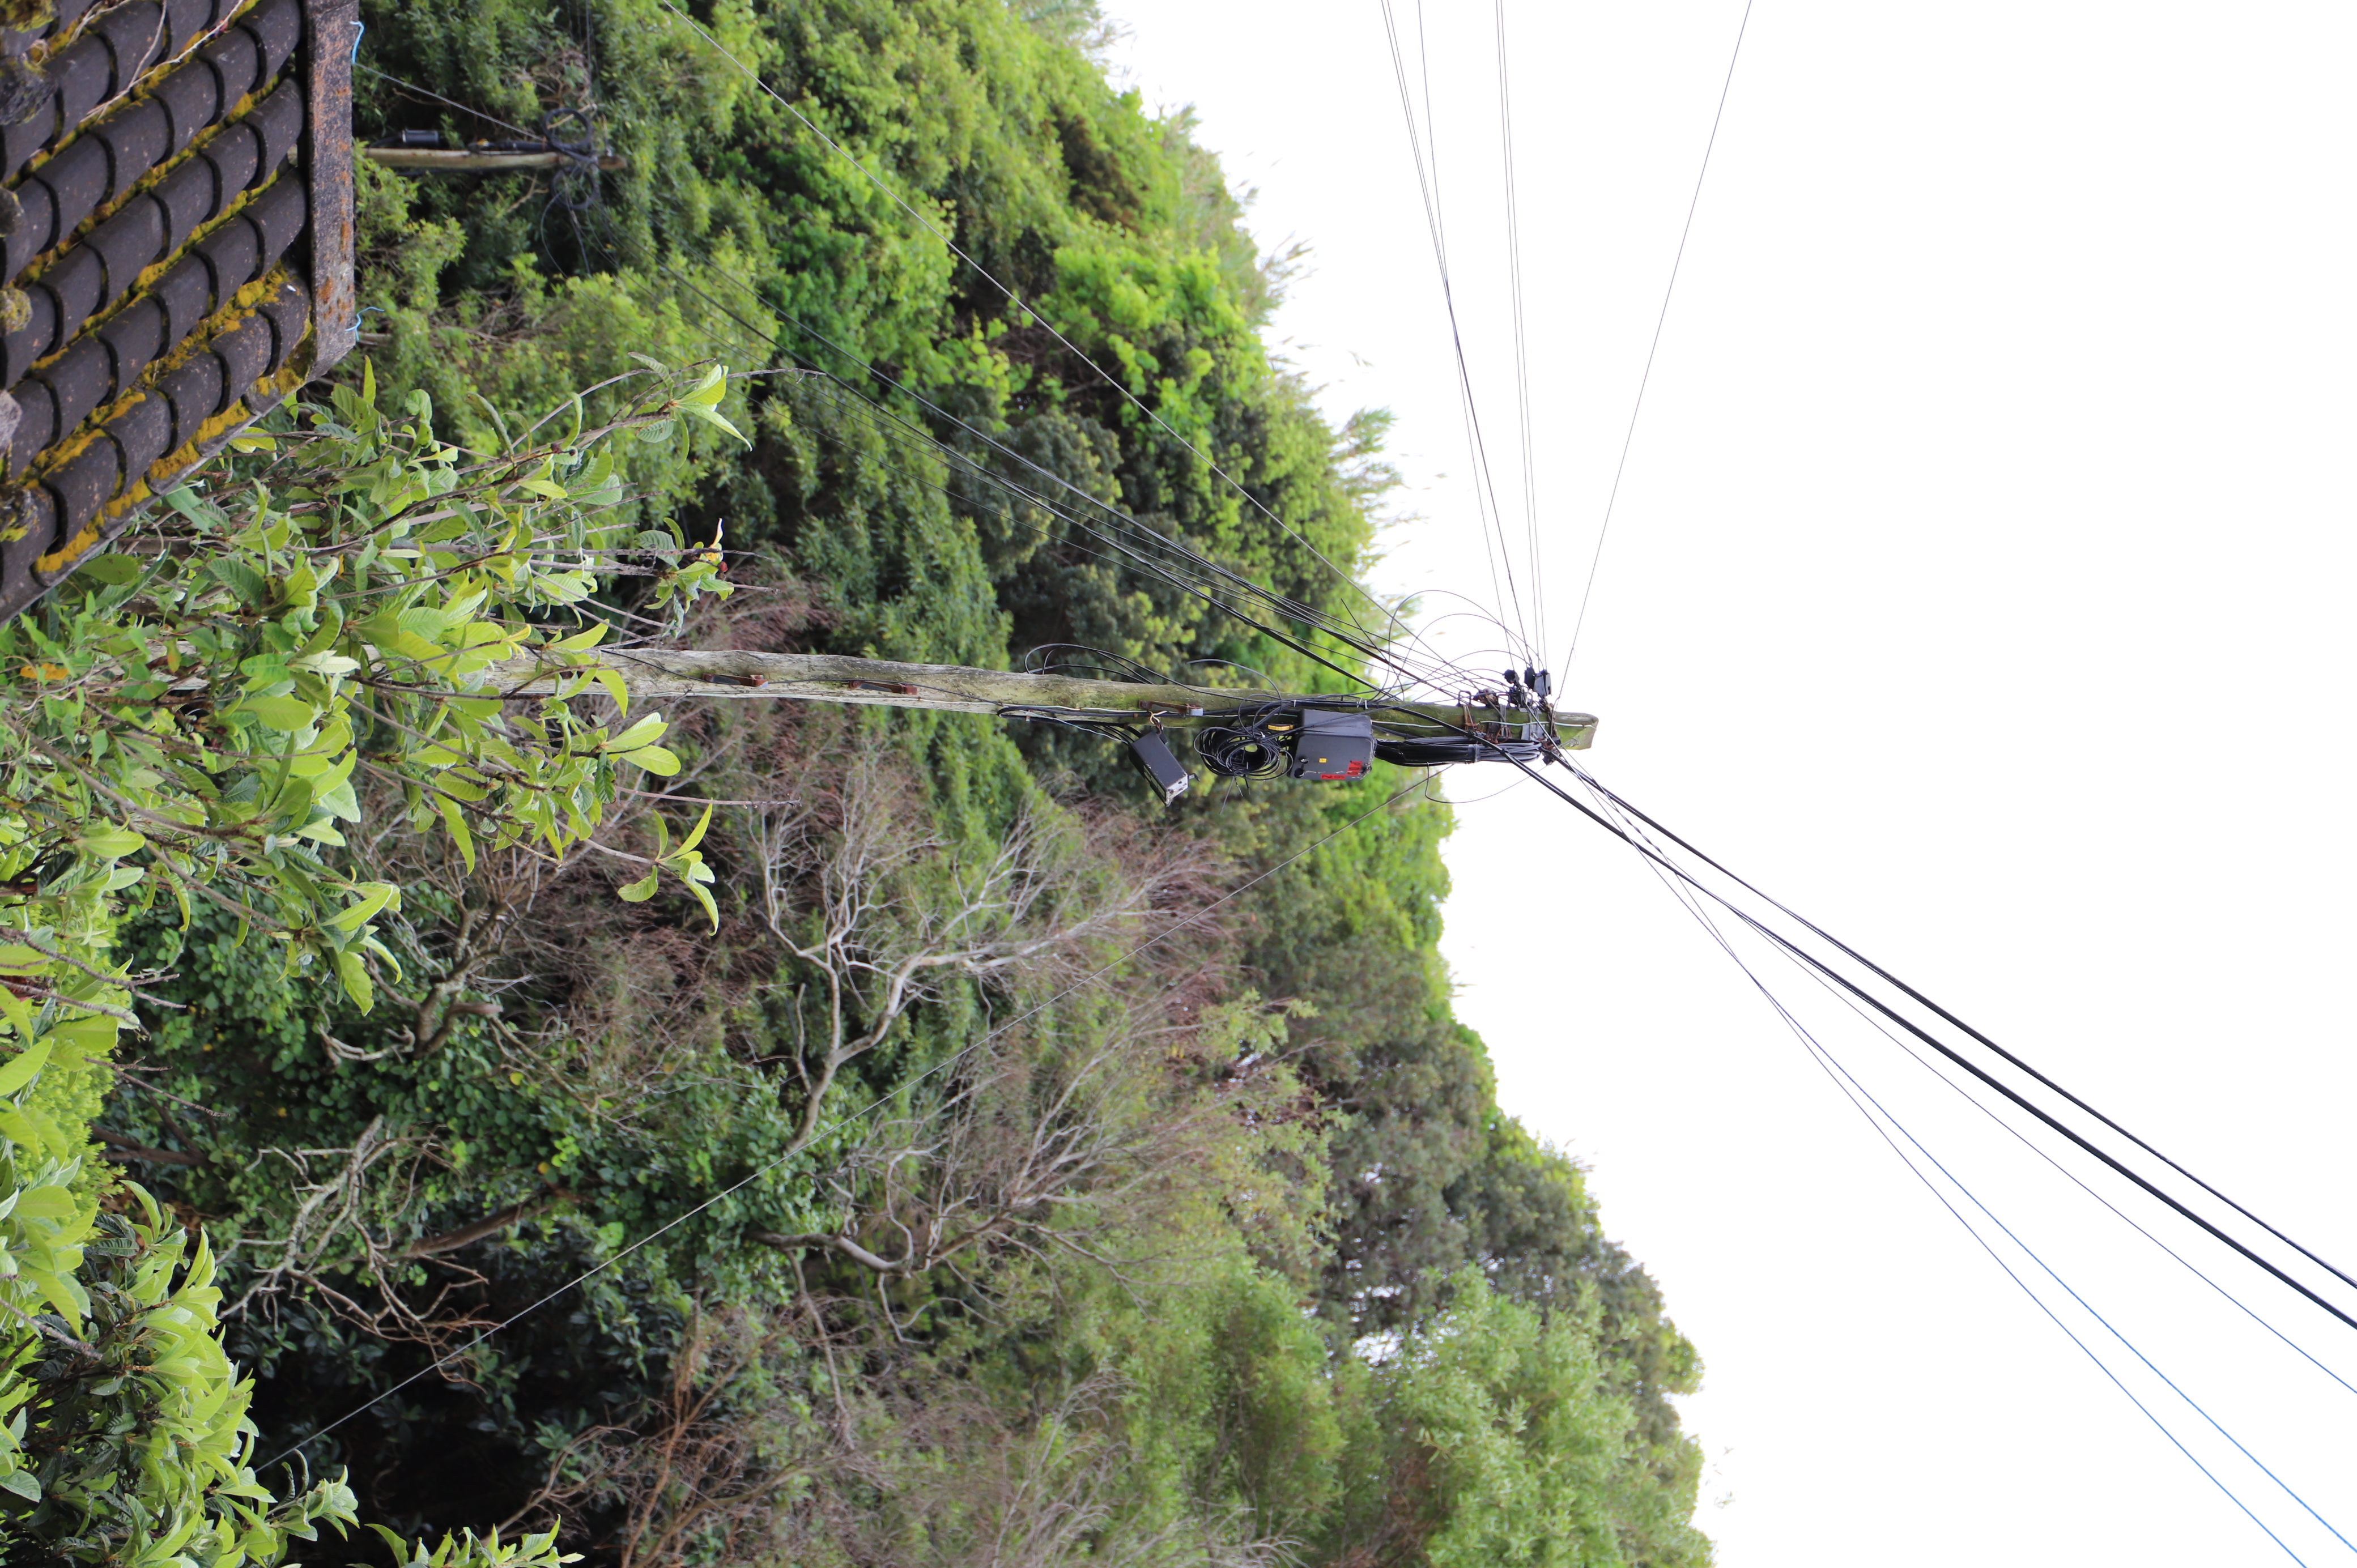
[{"left": 1287, "top": 709, "right": 1373, "bottom": 782}]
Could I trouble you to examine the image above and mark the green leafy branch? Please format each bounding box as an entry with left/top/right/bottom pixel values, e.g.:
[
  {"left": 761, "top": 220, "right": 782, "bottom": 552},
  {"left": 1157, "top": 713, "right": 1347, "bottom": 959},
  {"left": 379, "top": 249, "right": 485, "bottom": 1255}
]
[{"left": 0, "top": 359, "right": 742, "bottom": 1028}]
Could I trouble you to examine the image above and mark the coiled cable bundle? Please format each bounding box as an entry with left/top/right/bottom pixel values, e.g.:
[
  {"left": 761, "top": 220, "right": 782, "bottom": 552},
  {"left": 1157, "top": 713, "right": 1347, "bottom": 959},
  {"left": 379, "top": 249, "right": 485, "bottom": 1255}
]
[{"left": 1195, "top": 712, "right": 1294, "bottom": 778}]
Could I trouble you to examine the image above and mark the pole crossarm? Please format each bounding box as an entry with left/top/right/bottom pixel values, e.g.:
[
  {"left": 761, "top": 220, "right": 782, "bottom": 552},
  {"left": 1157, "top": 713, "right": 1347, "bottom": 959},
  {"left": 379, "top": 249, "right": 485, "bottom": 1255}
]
[{"left": 480, "top": 649, "right": 1598, "bottom": 750}]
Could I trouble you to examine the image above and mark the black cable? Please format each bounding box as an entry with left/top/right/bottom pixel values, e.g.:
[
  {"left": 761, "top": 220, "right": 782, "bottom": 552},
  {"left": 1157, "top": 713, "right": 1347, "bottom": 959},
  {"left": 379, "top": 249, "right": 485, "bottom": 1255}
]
[
  {"left": 629, "top": 237, "right": 1445, "bottom": 700},
  {"left": 609, "top": 109, "right": 1487, "bottom": 697},
  {"left": 1373, "top": 732, "right": 1542, "bottom": 768},
  {"left": 1194, "top": 705, "right": 1294, "bottom": 780},
  {"left": 1492, "top": 0, "right": 1546, "bottom": 662},
  {"left": 1695, "top": 804, "right": 2357, "bottom": 1401},
  {"left": 1589, "top": 783, "right": 2322, "bottom": 1563},
  {"left": 789, "top": 370, "right": 1401, "bottom": 697},
  {"left": 1020, "top": 643, "right": 1179, "bottom": 687},
  {"left": 1517, "top": 753, "right": 2357, "bottom": 1341},
  {"left": 740, "top": 293, "right": 1458, "bottom": 696},
  {"left": 1574, "top": 763, "right": 2357, "bottom": 1306}
]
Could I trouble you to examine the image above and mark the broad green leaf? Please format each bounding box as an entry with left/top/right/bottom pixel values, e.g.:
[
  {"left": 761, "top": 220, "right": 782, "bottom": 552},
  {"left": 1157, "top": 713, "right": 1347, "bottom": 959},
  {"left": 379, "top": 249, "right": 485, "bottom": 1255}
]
[
  {"left": 622, "top": 745, "right": 680, "bottom": 777},
  {"left": 47, "top": 1015, "right": 119, "bottom": 1056},
  {"left": 289, "top": 650, "right": 361, "bottom": 677},
  {"left": 437, "top": 796, "right": 477, "bottom": 873},
  {"left": 160, "top": 483, "right": 228, "bottom": 529},
  {"left": 615, "top": 869, "right": 659, "bottom": 902},
  {"left": 76, "top": 823, "right": 147, "bottom": 859},
  {"left": 12, "top": 1186, "right": 77, "bottom": 1220},
  {"left": 80, "top": 553, "right": 141, "bottom": 586},
  {"left": 0, "top": 1102, "right": 42, "bottom": 1148},
  {"left": 233, "top": 694, "right": 314, "bottom": 732},
  {"left": 605, "top": 715, "right": 667, "bottom": 753},
  {"left": 0, "top": 1040, "right": 50, "bottom": 1098},
  {"left": 316, "top": 777, "right": 362, "bottom": 823},
  {"left": 326, "top": 883, "right": 398, "bottom": 932},
  {"left": 680, "top": 401, "right": 749, "bottom": 445},
  {"left": 27, "top": 1264, "right": 87, "bottom": 1323},
  {"left": 335, "top": 948, "right": 375, "bottom": 1013}
]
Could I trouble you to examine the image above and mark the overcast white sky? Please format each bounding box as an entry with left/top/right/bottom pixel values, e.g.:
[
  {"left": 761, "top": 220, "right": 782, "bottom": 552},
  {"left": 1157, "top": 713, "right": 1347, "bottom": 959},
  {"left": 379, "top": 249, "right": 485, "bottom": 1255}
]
[{"left": 1106, "top": 3, "right": 2357, "bottom": 1562}]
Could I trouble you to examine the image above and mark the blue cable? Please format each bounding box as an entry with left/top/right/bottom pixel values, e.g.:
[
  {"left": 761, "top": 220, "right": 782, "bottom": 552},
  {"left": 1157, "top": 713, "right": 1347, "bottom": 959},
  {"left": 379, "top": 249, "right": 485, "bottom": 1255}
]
[
  {"left": 1591, "top": 790, "right": 2330, "bottom": 1565},
  {"left": 1810, "top": 1011, "right": 2352, "bottom": 1559}
]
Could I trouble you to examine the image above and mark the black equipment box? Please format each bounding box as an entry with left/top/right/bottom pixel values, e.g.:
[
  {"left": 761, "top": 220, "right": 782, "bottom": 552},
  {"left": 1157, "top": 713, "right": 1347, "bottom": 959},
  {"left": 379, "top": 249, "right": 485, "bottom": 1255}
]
[
  {"left": 1288, "top": 710, "right": 1374, "bottom": 782},
  {"left": 1130, "top": 730, "right": 1191, "bottom": 804}
]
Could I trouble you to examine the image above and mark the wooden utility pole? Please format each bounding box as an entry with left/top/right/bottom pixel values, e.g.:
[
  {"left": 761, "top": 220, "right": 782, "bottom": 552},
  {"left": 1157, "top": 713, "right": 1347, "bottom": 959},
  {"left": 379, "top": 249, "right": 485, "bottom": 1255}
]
[
  {"left": 361, "top": 147, "right": 629, "bottom": 172},
  {"left": 483, "top": 648, "right": 1596, "bottom": 750}
]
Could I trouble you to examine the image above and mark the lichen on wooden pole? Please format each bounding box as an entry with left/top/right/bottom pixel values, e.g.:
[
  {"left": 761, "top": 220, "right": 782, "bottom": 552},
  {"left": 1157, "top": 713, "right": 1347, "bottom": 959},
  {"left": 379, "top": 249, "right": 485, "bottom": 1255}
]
[{"left": 479, "top": 648, "right": 1598, "bottom": 749}]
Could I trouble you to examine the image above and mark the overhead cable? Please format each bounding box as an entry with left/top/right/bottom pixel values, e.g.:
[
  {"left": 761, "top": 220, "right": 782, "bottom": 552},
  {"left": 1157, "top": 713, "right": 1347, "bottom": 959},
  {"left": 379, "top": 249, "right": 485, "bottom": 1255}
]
[
  {"left": 1492, "top": 0, "right": 1547, "bottom": 661},
  {"left": 1575, "top": 764, "right": 2357, "bottom": 1307},
  {"left": 618, "top": 213, "right": 1495, "bottom": 701},
  {"left": 1583, "top": 786, "right": 2350, "bottom": 1562},
  {"left": 1563, "top": 0, "right": 1757, "bottom": 665},
  {"left": 1377, "top": 0, "right": 1533, "bottom": 664},
  {"left": 1506, "top": 753, "right": 2357, "bottom": 1350}
]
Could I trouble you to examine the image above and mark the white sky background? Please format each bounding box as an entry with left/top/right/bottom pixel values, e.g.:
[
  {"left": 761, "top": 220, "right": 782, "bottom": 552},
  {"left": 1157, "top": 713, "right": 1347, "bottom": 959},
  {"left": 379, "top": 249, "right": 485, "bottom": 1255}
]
[{"left": 1104, "top": 3, "right": 2357, "bottom": 1563}]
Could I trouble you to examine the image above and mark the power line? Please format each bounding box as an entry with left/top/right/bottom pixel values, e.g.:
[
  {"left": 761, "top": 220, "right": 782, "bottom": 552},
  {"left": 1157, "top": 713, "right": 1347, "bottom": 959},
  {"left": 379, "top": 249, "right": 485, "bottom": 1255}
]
[
  {"left": 1377, "top": 0, "right": 1534, "bottom": 666},
  {"left": 1583, "top": 786, "right": 2350, "bottom": 1561},
  {"left": 1587, "top": 786, "right": 2316, "bottom": 1562},
  {"left": 1541, "top": 755, "right": 2357, "bottom": 1341},
  {"left": 1473, "top": 745, "right": 2357, "bottom": 1361},
  {"left": 1563, "top": 0, "right": 1756, "bottom": 665},
  {"left": 1735, "top": 824, "right": 2357, "bottom": 1403},
  {"left": 1492, "top": 0, "right": 1547, "bottom": 662},
  {"left": 585, "top": 170, "right": 1504, "bottom": 702},
  {"left": 635, "top": 241, "right": 1470, "bottom": 699},
  {"left": 356, "top": 62, "right": 542, "bottom": 142},
  {"left": 1572, "top": 764, "right": 2357, "bottom": 1307}
]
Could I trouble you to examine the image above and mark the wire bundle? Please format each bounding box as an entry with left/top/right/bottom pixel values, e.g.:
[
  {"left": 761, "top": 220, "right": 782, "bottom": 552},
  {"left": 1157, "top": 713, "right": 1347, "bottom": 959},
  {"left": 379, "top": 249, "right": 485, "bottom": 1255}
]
[
  {"left": 1188, "top": 707, "right": 1301, "bottom": 782},
  {"left": 1373, "top": 729, "right": 1543, "bottom": 769}
]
